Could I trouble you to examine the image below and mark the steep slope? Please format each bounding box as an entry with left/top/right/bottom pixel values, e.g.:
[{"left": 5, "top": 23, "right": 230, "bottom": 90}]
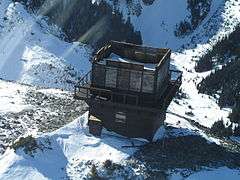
[
  {"left": 18, "top": 0, "right": 142, "bottom": 48},
  {"left": 0, "top": 109, "right": 239, "bottom": 179},
  {"left": 0, "top": 1, "right": 91, "bottom": 90},
  {"left": 106, "top": 0, "right": 224, "bottom": 48},
  {"left": 165, "top": 0, "right": 240, "bottom": 129},
  {"left": 1, "top": 0, "right": 240, "bottom": 179}
]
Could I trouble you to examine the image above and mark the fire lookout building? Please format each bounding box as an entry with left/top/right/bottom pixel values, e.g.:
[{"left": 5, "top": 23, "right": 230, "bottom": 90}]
[{"left": 74, "top": 41, "right": 182, "bottom": 141}]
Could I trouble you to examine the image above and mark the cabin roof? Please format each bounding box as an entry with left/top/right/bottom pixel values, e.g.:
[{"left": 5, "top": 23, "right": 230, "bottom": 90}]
[
  {"left": 93, "top": 41, "right": 171, "bottom": 70},
  {"left": 99, "top": 53, "right": 157, "bottom": 70}
]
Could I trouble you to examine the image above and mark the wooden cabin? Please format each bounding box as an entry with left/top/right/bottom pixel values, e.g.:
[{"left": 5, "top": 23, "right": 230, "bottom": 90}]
[{"left": 74, "top": 41, "right": 182, "bottom": 141}]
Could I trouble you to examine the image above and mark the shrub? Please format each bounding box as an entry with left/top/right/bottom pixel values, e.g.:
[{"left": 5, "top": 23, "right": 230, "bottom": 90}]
[
  {"left": 88, "top": 164, "right": 99, "bottom": 179},
  {"left": 185, "top": 111, "right": 194, "bottom": 117},
  {"left": 102, "top": 159, "right": 124, "bottom": 175},
  {"left": 211, "top": 120, "right": 233, "bottom": 137},
  {"left": 229, "top": 106, "right": 240, "bottom": 124},
  {"left": 10, "top": 135, "right": 38, "bottom": 156},
  {"left": 233, "top": 125, "right": 240, "bottom": 136},
  {"left": 175, "top": 21, "right": 192, "bottom": 37},
  {"left": 103, "top": 159, "right": 112, "bottom": 169}
]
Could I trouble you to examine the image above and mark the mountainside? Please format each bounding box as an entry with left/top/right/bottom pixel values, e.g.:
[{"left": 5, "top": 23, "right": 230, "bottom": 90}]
[
  {"left": 0, "top": 0, "right": 91, "bottom": 90},
  {"left": 0, "top": 0, "right": 240, "bottom": 179},
  {"left": 17, "top": 0, "right": 142, "bottom": 48}
]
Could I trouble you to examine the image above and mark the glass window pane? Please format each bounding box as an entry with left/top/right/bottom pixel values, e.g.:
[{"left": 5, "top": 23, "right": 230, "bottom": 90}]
[
  {"left": 130, "top": 70, "right": 142, "bottom": 92},
  {"left": 92, "top": 64, "right": 105, "bottom": 87},
  {"left": 105, "top": 67, "right": 117, "bottom": 88},
  {"left": 118, "top": 69, "right": 130, "bottom": 90},
  {"left": 142, "top": 71, "right": 154, "bottom": 93}
]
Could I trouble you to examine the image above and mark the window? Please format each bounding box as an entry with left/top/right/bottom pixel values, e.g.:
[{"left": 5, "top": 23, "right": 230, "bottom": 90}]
[
  {"left": 115, "top": 112, "right": 126, "bottom": 123},
  {"left": 92, "top": 64, "right": 105, "bottom": 87},
  {"left": 105, "top": 67, "right": 117, "bottom": 88},
  {"left": 117, "top": 68, "right": 130, "bottom": 90},
  {"left": 130, "top": 70, "right": 142, "bottom": 92},
  {"left": 142, "top": 71, "right": 155, "bottom": 93}
]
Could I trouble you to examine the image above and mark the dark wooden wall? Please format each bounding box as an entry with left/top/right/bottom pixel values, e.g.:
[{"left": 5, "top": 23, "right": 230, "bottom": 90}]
[
  {"left": 92, "top": 58, "right": 170, "bottom": 95},
  {"left": 89, "top": 100, "right": 165, "bottom": 140},
  {"left": 109, "top": 41, "right": 170, "bottom": 64},
  {"left": 93, "top": 41, "right": 171, "bottom": 64}
]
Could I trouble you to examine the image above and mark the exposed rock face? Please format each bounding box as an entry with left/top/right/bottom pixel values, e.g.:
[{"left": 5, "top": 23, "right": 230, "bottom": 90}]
[
  {"left": 197, "top": 25, "right": 240, "bottom": 108},
  {"left": 175, "top": 0, "right": 212, "bottom": 37},
  {"left": 142, "top": 0, "right": 155, "bottom": 6},
  {"left": 16, "top": 0, "right": 142, "bottom": 48},
  {"left": 188, "top": 0, "right": 212, "bottom": 28}
]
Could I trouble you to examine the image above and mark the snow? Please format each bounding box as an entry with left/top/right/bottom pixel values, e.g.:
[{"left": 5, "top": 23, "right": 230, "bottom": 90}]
[
  {"left": 101, "top": 53, "right": 157, "bottom": 70},
  {"left": 0, "top": 79, "right": 89, "bottom": 155},
  {"left": 106, "top": 0, "right": 225, "bottom": 48},
  {"left": 0, "top": 1, "right": 92, "bottom": 90},
  {"left": 0, "top": 0, "right": 240, "bottom": 178},
  {"left": 106, "top": 0, "right": 190, "bottom": 47},
  {"left": 0, "top": 80, "right": 30, "bottom": 113},
  {"left": 164, "top": 0, "right": 240, "bottom": 129},
  {"left": 0, "top": 112, "right": 146, "bottom": 179}
]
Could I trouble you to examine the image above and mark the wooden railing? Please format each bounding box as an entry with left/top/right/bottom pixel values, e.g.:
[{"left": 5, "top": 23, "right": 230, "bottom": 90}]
[
  {"left": 74, "top": 69, "right": 182, "bottom": 110},
  {"left": 170, "top": 69, "right": 182, "bottom": 84},
  {"left": 76, "top": 70, "right": 91, "bottom": 86},
  {"left": 75, "top": 86, "right": 139, "bottom": 105},
  {"left": 160, "top": 70, "right": 182, "bottom": 110}
]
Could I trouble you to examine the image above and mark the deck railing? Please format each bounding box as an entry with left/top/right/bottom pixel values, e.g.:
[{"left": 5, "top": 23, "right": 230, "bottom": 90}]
[
  {"left": 76, "top": 70, "right": 91, "bottom": 87},
  {"left": 74, "top": 70, "right": 182, "bottom": 110},
  {"left": 170, "top": 69, "right": 183, "bottom": 84}
]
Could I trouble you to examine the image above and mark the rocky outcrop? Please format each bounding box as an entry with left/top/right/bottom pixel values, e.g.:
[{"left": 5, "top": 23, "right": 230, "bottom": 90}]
[{"left": 175, "top": 0, "right": 212, "bottom": 37}]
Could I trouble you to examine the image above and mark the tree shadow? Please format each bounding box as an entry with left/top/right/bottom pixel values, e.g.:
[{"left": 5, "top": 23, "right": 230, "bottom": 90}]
[
  {"left": 173, "top": 0, "right": 227, "bottom": 52},
  {"left": 130, "top": 126, "right": 240, "bottom": 177}
]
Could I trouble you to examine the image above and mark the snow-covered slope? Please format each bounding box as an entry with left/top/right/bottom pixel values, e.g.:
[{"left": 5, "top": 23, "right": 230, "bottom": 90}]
[
  {"left": 167, "top": 0, "right": 240, "bottom": 128},
  {"left": 0, "top": 111, "right": 238, "bottom": 179},
  {"left": 0, "top": 112, "right": 147, "bottom": 179},
  {"left": 107, "top": 0, "right": 190, "bottom": 47},
  {"left": 106, "top": 0, "right": 225, "bottom": 48},
  {"left": 1, "top": 0, "right": 240, "bottom": 179},
  {"left": 0, "top": 1, "right": 91, "bottom": 90}
]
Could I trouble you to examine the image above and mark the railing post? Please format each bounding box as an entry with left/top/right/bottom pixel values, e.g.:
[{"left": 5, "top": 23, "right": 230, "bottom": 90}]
[
  {"left": 123, "top": 94, "right": 126, "bottom": 104},
  {"left": 111, "top": 93, "right": 113, "bottom": 101},
  {"left": 136, "top": 95, "right": 139, "bottom": 106}
]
